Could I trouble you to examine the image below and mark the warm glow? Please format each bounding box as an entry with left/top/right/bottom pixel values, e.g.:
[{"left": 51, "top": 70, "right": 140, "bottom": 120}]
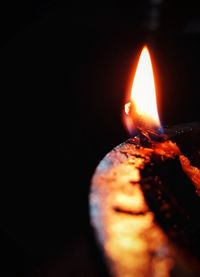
[
  {"left": 124, "top": 46, "right": 161, "bottom": 134},
  {"left": 131, "top": 46, "right": 159, "bottom": 123}
]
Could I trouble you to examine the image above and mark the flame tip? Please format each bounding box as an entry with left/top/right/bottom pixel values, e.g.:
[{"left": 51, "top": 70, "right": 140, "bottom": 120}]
[{"left": 142, "top": 45, "right": 149, "bottom": 52}]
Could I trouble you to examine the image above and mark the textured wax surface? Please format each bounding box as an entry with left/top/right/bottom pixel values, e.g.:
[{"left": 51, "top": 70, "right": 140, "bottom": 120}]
[{"left": 90, "top": 138, "right": 200, "bottom": 277}]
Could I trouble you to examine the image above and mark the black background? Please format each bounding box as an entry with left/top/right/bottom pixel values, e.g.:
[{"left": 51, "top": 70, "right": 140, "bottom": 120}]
[{"left": 0, "top": 1, "right": 200, "bottom": 276}]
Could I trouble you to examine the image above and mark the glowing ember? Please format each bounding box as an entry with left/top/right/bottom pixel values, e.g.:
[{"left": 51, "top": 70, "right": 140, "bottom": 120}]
[
  {"left": 179, "top": 155, "right": 200, "bottom": 195},
  {"left": 124, "top": 46, "right": 162, "bottom": 135}
]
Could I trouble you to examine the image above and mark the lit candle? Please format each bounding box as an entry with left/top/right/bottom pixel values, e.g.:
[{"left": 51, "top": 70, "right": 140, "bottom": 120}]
[
  {"left": 90, "top": 46, "right": 200, "bottom": 277},
  {"left": 124, "top": 46, "right": 200, "bottom": 192}
]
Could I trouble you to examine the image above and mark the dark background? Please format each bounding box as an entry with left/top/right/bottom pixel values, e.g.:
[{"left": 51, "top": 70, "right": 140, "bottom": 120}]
[{"left": 0, "top": 1, "right": 200, "bottom": 276}]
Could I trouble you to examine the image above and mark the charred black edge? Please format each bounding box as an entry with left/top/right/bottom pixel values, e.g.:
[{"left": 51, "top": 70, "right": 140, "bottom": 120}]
[
  {"left": 140, "top": 150, "right": 200, "bottom": 260},
  {"left": 124, "top": 125, "right": 200, "bottom": 259}
]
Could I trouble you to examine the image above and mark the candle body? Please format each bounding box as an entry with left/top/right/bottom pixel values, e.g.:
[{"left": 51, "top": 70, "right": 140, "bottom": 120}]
[{"left": 90, "top": 123, "right": 200, "bottom": 277}]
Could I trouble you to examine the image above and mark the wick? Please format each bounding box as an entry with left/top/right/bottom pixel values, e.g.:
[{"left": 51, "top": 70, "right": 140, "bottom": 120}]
[
  {"left": 125, "top": 101, "right": 167, "bottom": 146},
  {"left": 137, "top": 129, "right": 167, "bottom": 147}
]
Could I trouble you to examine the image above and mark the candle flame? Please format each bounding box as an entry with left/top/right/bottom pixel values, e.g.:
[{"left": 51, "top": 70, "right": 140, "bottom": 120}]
[{"left": 124, "top": 46, "right": 162, "bottom": 135}]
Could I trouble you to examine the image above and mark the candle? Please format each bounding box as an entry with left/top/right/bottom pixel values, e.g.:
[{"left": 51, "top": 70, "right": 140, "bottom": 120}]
[{"left": 89, "top": 46, "right": 200, "bottom": 277}]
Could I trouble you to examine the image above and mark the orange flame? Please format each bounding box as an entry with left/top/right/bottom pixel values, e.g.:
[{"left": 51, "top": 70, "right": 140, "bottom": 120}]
[{"left": 124, "top": 46, "right": 161, "bottom": 135}]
